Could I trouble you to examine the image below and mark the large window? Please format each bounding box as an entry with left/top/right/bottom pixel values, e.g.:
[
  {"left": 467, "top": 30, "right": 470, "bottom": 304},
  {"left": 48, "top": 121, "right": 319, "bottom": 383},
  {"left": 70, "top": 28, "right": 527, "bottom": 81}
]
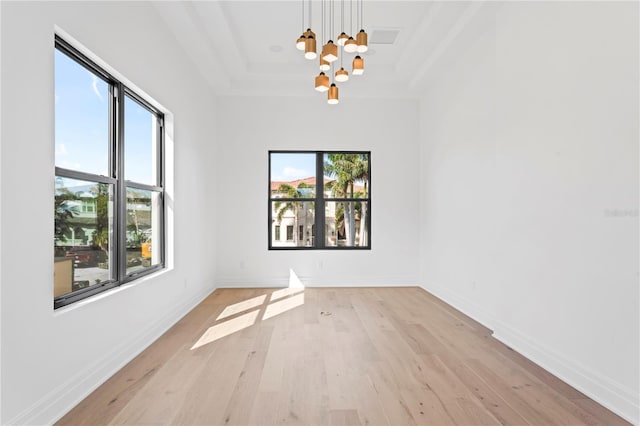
[
  {"left": 54, "top": 36, "right": 164, "bottom": 308},
  {"left": 269, "top": 151, "right": 370, "bottom": 249}
]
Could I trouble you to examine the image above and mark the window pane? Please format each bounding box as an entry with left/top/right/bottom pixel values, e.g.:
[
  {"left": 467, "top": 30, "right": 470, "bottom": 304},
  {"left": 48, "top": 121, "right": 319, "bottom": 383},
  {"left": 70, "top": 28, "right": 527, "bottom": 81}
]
[
  {"left": 270, "top": 153, "right": 316, "bottom": 198},
  {"left": 126, "top": 188, "right": 161, "bottom": 275},
  {"left": 54, "top": 49, "right": 109, "bottom": 175},
  {"left": 125, "top": 96, "right": 158, "bottom": 185},
  {"left": 325, "top": 201, "right": 369, "bottom": 247},
  {"left": 323, "top": 153, "right": 369, "bottom": 199},
  {"left": 271, "top": 201, "right": 315, "bottom": 247},
  {"left": 54, "top": 177, "right": 113, "bottom": 297}
]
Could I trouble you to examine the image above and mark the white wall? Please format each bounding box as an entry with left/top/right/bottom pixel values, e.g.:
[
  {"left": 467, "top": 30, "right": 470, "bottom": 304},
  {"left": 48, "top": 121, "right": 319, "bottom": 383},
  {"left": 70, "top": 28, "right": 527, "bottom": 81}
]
[
  {"left": 215, "top": 96, "right": 420, "bottom": 288},
  {"left": 0, "top": 2, "right": 217, "bottom": 423},
  {"left": 2, "top": 0, "right": 636, "bottom": 424},
  {"left": 419, "top": 2, "right": 639, "bottom": 423}
]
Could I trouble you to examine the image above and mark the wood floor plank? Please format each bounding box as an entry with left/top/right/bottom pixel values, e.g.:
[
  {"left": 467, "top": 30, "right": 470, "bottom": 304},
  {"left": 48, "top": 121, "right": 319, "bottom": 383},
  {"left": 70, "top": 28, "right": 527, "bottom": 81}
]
[
  {"left": 449, "top": 361, "right": 531, "bottom": 425},
  {"left": 571, "top": 397, "right": 633, "bottom": 426},
  {"left": 217, "top": 325, "right": 273, "bottom": 425},
  {"left": 329, "top": 409, "right": 361, "bottom": 426},
  {"left": 56, "top": 287, "right": 630, "bottom": 426},
  {"left": 56, "top": 297, "right": 228, "bottom": 425}
]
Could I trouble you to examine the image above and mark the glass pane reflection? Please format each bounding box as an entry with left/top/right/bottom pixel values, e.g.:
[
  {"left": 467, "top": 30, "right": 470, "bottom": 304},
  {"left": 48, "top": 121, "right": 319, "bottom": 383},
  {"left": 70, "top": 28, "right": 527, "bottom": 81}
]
[
  {"left": 54, "top": 177, "right": 113, "bottom": 297},
  {"left": 126, "top": 188, "right": 161, "bottom": 275}
]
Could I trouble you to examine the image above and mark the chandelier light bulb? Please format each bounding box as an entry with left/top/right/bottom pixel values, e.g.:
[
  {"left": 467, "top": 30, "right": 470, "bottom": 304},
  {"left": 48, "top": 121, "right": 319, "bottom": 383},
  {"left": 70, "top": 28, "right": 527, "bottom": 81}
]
[
  {"left": 315, "top": 72, "right": 330, "bottom": 92},
  {"left": 296, "top": 34, "right": 306, "bottom": 50},
  {"left": 352, "top": 55, "right": 364, "bottom": 75},
  {"left": 356, "top": 29, "right": 368, "bottom": 53},
  {"left": 335, "top": 67, "right": 349, "bottom": 82},
  {"left": 344, "top": 36, "right": 358, "bottom": 53},
  {"left": 321, "top": 40, "right": 339, "bottom": 63},
  {"left": 328, "top": 83, "right": 339, "bottom": 104},
  {"left": 319, "top": 57, "right": 330, "bottom": 71},
  {"left": 304, "top": 35, "right": 317, "bottom": 60},
  {"left": 337, "top": 32, "right": 349, "bottom": 46}
]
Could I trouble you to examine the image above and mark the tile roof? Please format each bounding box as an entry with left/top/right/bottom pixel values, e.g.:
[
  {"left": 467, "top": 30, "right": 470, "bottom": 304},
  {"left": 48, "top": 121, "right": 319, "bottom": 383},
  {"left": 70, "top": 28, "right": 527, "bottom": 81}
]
[
  {"left": 270, "top": 177, "right": 333, "bottom": 191},
  {"left": 270, "top": 177, "right": 365, "bottom": 193}
]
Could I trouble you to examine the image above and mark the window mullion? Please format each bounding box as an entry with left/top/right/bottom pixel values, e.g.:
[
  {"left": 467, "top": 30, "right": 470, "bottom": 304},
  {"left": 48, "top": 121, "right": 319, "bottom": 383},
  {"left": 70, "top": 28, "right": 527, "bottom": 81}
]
[
  {"left": 267, "top": 153, "right": 273, "bottom": 248},
  {"left": 54, "top": 167, "right": 116, "bottom": 185},
  {"left": 115, "top": 82, "right": 127, "bottom": 284},
  {"left": 158, "top": 117, "right": 165, "bottom": 268},
  {"left": 316, "top": 153, "right": 325, "bottom": 248},
  {"left": 157, "top": 115, "right": 164, "bottom": 188},
  {"left": 125, "top": 181, "right": 163, "bottom": 192}
]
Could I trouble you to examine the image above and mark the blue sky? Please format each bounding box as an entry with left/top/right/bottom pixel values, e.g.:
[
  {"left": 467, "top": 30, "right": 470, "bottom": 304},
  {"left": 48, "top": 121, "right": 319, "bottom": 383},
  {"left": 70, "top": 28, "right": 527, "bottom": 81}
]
[
  {"left": 270, "top": 153, "right": 316, "bottom": 181},
  {"left": 55, "top": 49, "right": 154, "bottom": 185}
]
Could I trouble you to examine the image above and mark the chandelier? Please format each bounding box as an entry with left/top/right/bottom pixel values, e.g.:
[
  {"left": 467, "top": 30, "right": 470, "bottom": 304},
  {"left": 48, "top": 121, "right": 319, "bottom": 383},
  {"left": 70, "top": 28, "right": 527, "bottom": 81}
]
[{"left": 296, "top": 0, "right": 368, "bottom": 105}]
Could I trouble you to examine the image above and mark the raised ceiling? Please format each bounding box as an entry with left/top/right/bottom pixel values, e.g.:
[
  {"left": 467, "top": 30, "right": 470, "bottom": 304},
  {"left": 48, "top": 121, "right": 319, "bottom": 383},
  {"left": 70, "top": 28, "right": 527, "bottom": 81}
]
[{"left": 153, "top": 1, "right": 491, "bottom": 99}]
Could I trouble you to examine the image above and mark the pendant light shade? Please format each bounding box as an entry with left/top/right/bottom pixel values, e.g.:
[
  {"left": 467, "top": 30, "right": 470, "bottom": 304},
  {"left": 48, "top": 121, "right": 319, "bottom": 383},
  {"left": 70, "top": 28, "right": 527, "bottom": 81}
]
[
  {"left": 328, "top": 83, "right": 339, "bottom": 104},
  {"left": 315, "top": 72, "right": 330, "bottom": 92},
  {"left": 305, "top": 35, "right": 317, "bottom": 60},
  {"left": 296, "top": 34, "right": 306, "bottom": 50},
  {"left": 337, "top": 32, "right": 349, "bottom": 46},
  {"left": 356, "top": 29, "right": 368, "bottom": 52},
  {"left": 321, "top": 40, "right": 338, "bottom": 62},
  {"left": 319, "top": 57, "right": 330, "bottom": 71},
  {"left": 344, "top": 36, "right": 358, "bottom": 53},
  {"left": 352, "top": 55, "right": 364, "bottom": 75},
  {"left": 300, "top": 28, "right": 316, "bottom": 51},
  {"left": 335, "top": 67, "right": 349, "bottom": 82}
]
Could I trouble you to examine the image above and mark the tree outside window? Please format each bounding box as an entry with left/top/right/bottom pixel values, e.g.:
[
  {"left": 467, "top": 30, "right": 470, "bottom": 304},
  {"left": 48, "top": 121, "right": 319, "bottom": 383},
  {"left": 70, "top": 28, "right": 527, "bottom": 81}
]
[{"left": 269, "top": 151, "right": 370, "bottom": 250}]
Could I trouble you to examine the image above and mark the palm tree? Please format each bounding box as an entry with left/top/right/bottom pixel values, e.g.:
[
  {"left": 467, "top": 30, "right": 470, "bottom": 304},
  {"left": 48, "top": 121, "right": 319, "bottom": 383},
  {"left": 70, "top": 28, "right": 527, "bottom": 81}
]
[
  {"left": 274, "top": 184, "right": 304, "bottom": 245},
  {"left": 91, "top": 184, "right": 110, "bottom": 256},
  {"left": 352, "top": 154, "right": 369, "bottom": 246},
  {"left": 324, "top": 154, "right": 368, "bottom": 246},
  {"left": 54, "top": 188, "right": 79, "bottom": 243},
  {"left": 325, "top": 154, "right": 354, "bottom": 245}
]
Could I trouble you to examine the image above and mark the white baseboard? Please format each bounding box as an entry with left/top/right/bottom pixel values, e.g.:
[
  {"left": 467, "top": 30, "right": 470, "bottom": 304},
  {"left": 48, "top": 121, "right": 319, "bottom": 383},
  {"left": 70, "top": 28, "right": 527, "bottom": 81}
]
[
  {"left": 215, "top": 276, "right": 290, "bottom": 288},
  {"left": 492, "top": 325, "right": 639, "bottom": 426},
  {"left": 7, "top": 286, "right": 215, "bottom": 426},
  {"left": 421, "top": 281, "right": 639, "bottom": 426},
  {"left": 420, "top": 280, "right": 498, "bottom": 333},
  {"left": 216, "top": 275, "right": 418, "bottom": 288}
]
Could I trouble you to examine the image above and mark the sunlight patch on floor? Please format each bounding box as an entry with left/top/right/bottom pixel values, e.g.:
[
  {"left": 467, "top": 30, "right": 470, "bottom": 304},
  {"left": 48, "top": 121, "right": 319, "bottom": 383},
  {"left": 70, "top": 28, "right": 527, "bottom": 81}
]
[
  {"left": 217, "top": 294, "right": 267, "bottom": 321},
  {"left": 263, "top": 293, "right": 305, "bottom": 320},
  {"left": 191, "top": 309, "right": 260, "bottom": 350},
  {"left": 270, "top": 287, "right": 304, "bottom": 302},
  {"left": 191, "top": 269, "right": 307, "bottom": 350}
]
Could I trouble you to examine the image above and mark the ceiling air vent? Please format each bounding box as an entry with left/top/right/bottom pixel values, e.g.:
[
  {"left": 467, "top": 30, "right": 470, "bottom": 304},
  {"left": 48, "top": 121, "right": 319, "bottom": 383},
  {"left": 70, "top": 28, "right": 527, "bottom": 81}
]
[{"left": 369, "top": 29, "right": 400, "bottom": 45}]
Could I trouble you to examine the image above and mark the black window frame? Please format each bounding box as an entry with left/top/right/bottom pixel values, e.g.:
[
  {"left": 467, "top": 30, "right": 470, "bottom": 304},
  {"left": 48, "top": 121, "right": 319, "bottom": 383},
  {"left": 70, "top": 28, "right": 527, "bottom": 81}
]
[
  {"left": 54, "top": 36, "right": 165, "bottom": 309},
  {"left": 268, "top": 150, "right": 371, "bottom": 250}
]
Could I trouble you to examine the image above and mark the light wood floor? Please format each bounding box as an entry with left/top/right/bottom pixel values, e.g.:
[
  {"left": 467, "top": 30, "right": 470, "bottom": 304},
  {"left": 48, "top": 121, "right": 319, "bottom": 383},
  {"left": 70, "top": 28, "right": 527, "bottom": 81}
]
[{"left": 57, "top": 287, "right": 629, "bottom": 425}]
